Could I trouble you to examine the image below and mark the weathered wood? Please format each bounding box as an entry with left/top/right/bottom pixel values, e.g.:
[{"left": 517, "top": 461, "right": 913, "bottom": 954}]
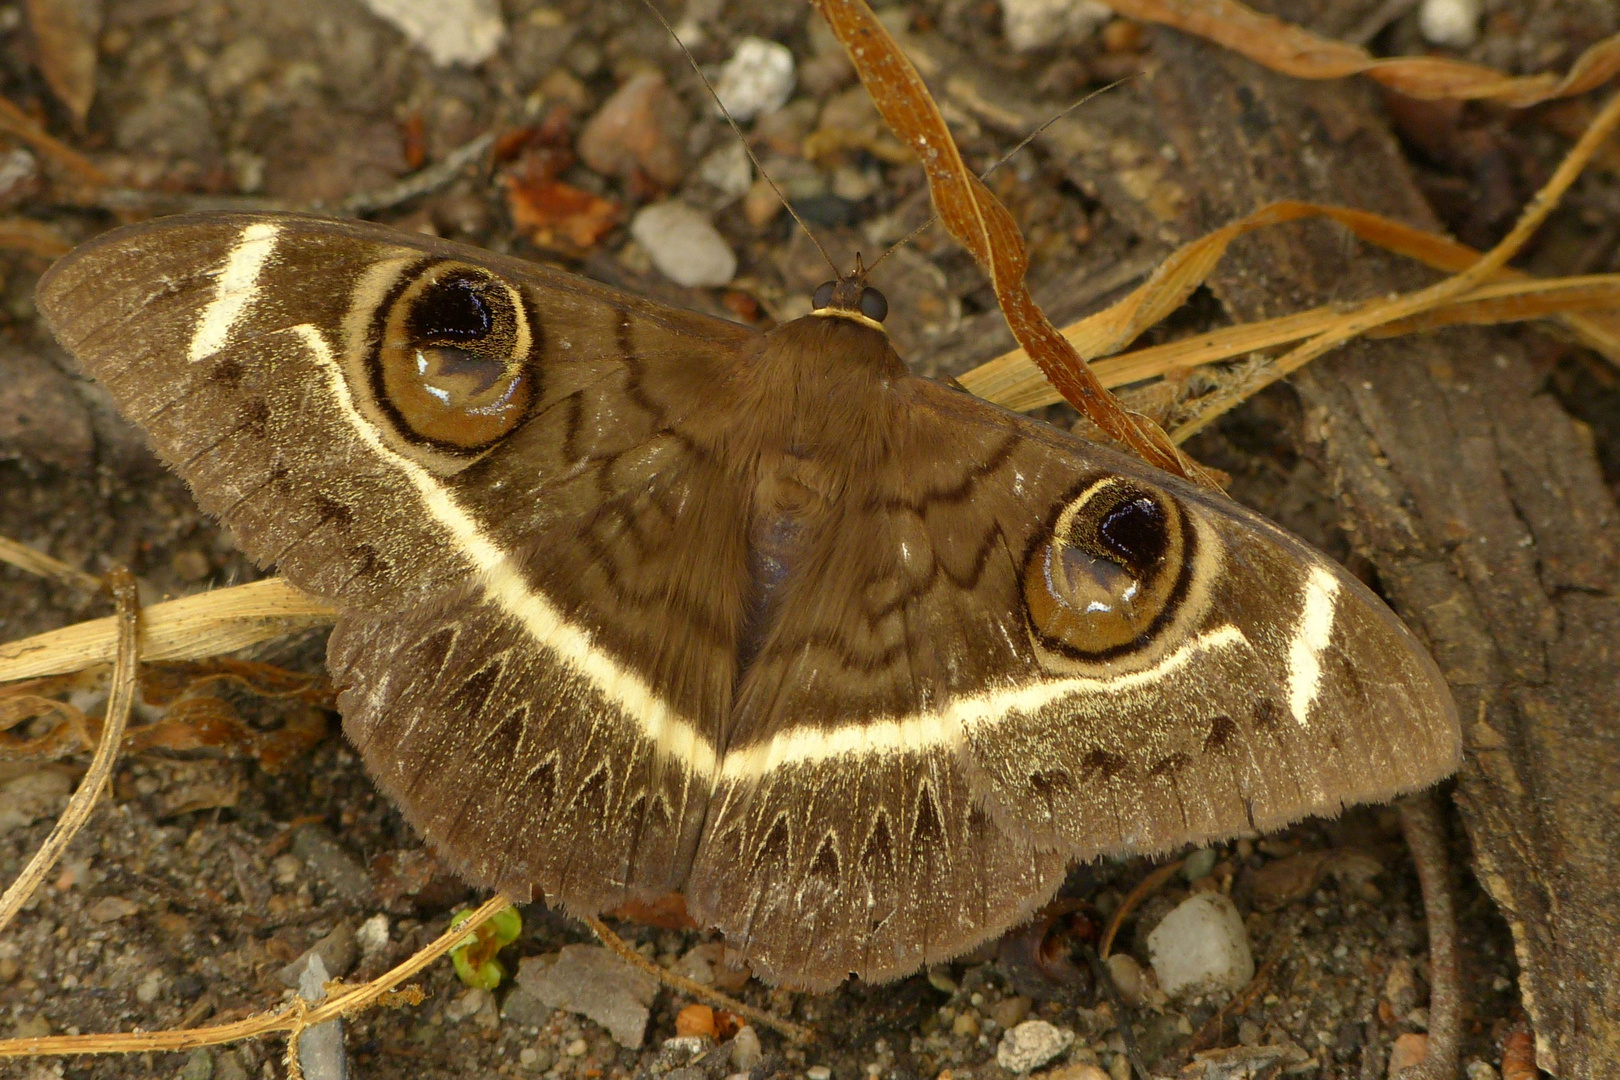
[{"left": 1030, "top": 26, "right": 1619, "bottom": 1076}]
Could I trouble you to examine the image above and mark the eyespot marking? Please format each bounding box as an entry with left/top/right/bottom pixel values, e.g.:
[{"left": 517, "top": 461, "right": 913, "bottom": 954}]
[
  {"left": 1023, "top": 476, "right": 1188, "bottom": 659},
  {"left": 371, "top": 262, "right": 536, "bottom": 453}
]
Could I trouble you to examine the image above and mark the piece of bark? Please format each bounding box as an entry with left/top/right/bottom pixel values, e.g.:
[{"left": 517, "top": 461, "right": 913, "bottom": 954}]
[{"left": 1026, "top": 24, "right": 1619, "bottom": 1076}]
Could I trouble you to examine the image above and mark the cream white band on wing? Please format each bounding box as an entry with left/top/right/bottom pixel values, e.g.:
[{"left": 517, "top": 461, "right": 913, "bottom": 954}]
[
  {"left": 189, "top": 221, "right": 282, "bottom": 363},
  {"left": 717, "top": 624, "right": 1251, "bottom": 782},
  {"left": 1286, "top": 566, "right": 1340, "bottom": 728},
  {"left": 197, "top": 227, "right": 1285, "bottom": 792}
]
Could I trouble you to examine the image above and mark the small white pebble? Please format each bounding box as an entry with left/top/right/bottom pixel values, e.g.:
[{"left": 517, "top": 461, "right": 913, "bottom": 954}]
[
  {"left": 630, "top": 201, "right": 736, "bottom": 288},
  {"left": 356, "top": 913, "right": 389, "bottom": 956},
  {"left": 360, "top": 0, "right": 505, "bottom": 66},
  {"left": 1147, "top": 891, "right": 1255, "bottom": 1000},
  {"left": 807, "top": 1067, "right": 832, "bottom": 1080},
  {"left": 715, "top": 37, "right": 795, "bottom": 121},
  {"left": 998, "top": 0, "right": 1111, "bottom": 51},
  {"left": 1418, "top": 0, "right": 1481, "bottom": 48},
  {"left": 996, "top": 1019, "right": 1075, "bottom": 1073},
  {"left": 565, "top": 1037, "right": 588, "bottom": 1057},
  {"left": 730, "top": 1025, "right": 763, "bottom": 1071},
  {"left": 520, "top": 1048, "right": 539, "bottom": 1066},
  {"left": 698, "top": 141, "right": 752, "bottom": 201},
  {"left": 270, "top": 853, "right": 301, "bottom": 886},
  {"left": 135, "top": 969, "right": 164, "bottom": 1004}
]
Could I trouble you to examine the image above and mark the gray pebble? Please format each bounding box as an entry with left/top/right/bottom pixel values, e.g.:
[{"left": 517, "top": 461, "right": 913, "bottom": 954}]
[
  {"left": 517, "top": 944, "right": 660, "bottom": 1049},
  {"left": 296, "top": 953, "right": 349, "bottom": 1080},
  {"left": 1182, "top": 848, "right": 1218, "bottom": 882},
  {"left": 291, "top": 825, "right": 372, "bottom": 901},
  {"left": 501, "top": 985, "right": 554, "bottom": 1028},
  {"left": 179, "top": 1049, "right": 214, "bottom": 1080}
]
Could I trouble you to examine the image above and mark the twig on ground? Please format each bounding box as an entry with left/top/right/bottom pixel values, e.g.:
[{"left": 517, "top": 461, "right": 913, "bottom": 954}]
[
  {"left": 70, "top": 132, "right": 496, "bottom": 220},
  {"left": 1098, "top": 859, "right": 1185, "bottom": 959},
  {"left": 584, "top": 915, "right": 815, "bottom": 1044},
  {"left": 1394, "top": 792, "right": 1461, "bottom": 1080},
  {"left": 0, "top": 893, "right": 507, "bottom": 1059}
]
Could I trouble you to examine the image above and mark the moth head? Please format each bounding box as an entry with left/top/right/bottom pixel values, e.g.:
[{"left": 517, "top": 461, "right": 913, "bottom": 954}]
[
  {"left": 374, "top": 261, "right": 534, "bottom": 454},
  {"left": 1023, "top": 476, "right": 1189, "bottom": 658},
  {"left": 809, "top": 253, "right": 888, "bottom": 332}
]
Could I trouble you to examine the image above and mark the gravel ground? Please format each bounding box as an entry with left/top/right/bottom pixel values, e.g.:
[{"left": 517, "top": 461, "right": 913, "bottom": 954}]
[{"left": 1, "top": 0, "right": 1615, "bottom": 1077}]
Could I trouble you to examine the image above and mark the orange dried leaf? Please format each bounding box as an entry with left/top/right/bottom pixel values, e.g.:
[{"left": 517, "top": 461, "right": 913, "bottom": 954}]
[
  {"left": 1102, "top": 0, "right": 1620, "bottom": 106},
  {"left": 607, "top": 891, "right": 699, "bottom": 930},
  {"left": 810, "top": 0, "right": 1216, "bottom": 488},
  {"left": 503, "top": 175, "right": 621, "bottom": 254},
  {"left": 675, "top": 1003, "right": 718, "bottom": 1038}
]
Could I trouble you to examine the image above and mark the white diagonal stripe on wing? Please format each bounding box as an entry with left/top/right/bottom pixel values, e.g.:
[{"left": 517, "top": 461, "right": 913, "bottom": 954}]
[
  {"left": 1286, "top": 565, "right": 1340, "bottom": 728},
  {"left": 189, "top": 221, "right": 281, "bottom": 362}
]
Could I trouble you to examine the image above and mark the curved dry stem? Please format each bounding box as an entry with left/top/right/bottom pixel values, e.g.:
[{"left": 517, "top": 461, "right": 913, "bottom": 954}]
[
  {"left": 0, "top": 535, "right": 103, "bottom": 594},
  {"left": 0, "top": 892, "right": 508, "bottom": 1059},
  {"left": 0, "top": 569, "right": 137, "bottom": 935},
  {"left": 1097, "top": 858, "right": 1185, "bottom": 960},
  {"left": 584, "top": 915, "right": 815, "bottom": 1044},
  {"left": 1170, "top": 86, "right": 1620, "bottom": 441}
]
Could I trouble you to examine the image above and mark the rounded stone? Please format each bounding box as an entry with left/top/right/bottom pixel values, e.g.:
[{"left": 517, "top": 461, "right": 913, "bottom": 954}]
[{"left": 629, "top": 202, "right": 737, "bottom": 288}]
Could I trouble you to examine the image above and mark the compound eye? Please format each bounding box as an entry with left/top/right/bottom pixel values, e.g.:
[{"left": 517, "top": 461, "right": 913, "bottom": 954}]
[
  {"left": 812, "top": 281, "right": 836, "bottom": 310},
  {"left": 858, "top": 286, "right": 888, "bottom": 323}
]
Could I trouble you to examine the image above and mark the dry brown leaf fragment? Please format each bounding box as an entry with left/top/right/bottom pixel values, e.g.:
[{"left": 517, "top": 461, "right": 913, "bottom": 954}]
[
  {"left": 1100, "top": 0, "right": 1620, "bottom": 106},
  {"left": 810, "top": 0, "right": 1217, "bottom": 488},
  {"left": 25, "top": 0, "right": 101, "bottom": 125}
]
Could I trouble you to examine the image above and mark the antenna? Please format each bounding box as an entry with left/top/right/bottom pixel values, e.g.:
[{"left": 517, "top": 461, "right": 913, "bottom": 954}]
[
  {"left": 638, "top": 0, "right": 843, "bottom": 280},
  {"left": 864, "top": 76, "right": 1138, "bottom": 276}
]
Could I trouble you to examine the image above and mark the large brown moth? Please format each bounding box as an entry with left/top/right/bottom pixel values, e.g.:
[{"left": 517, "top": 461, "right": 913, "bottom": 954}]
[{"left": 35, "top": 213, "right": 1459, "bottom": 989}]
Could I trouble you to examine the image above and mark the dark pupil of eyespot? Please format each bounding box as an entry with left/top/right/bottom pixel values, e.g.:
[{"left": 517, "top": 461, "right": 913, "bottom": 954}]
[
  {"left": 812, "top": 281, "right": 836, "bottom": 309},
  {"left": 859, "top": 286, "right": 888, "bottom": 322},
  {"left": 411, "top": 276, "right": 493, "bottom": 342},
  {"left": 1098, "top": 496, "right": 1167, "bottom": 570}
]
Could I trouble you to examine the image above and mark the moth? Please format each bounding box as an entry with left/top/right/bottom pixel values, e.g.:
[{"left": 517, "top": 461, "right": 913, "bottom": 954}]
[{"left": 36, "top": 213, "right": 1459, "bottom": 990}]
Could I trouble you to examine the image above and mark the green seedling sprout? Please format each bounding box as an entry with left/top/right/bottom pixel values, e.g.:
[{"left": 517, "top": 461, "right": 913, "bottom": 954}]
[{"left": 448, "top": 904, "right": 522, "bottom": 990}]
